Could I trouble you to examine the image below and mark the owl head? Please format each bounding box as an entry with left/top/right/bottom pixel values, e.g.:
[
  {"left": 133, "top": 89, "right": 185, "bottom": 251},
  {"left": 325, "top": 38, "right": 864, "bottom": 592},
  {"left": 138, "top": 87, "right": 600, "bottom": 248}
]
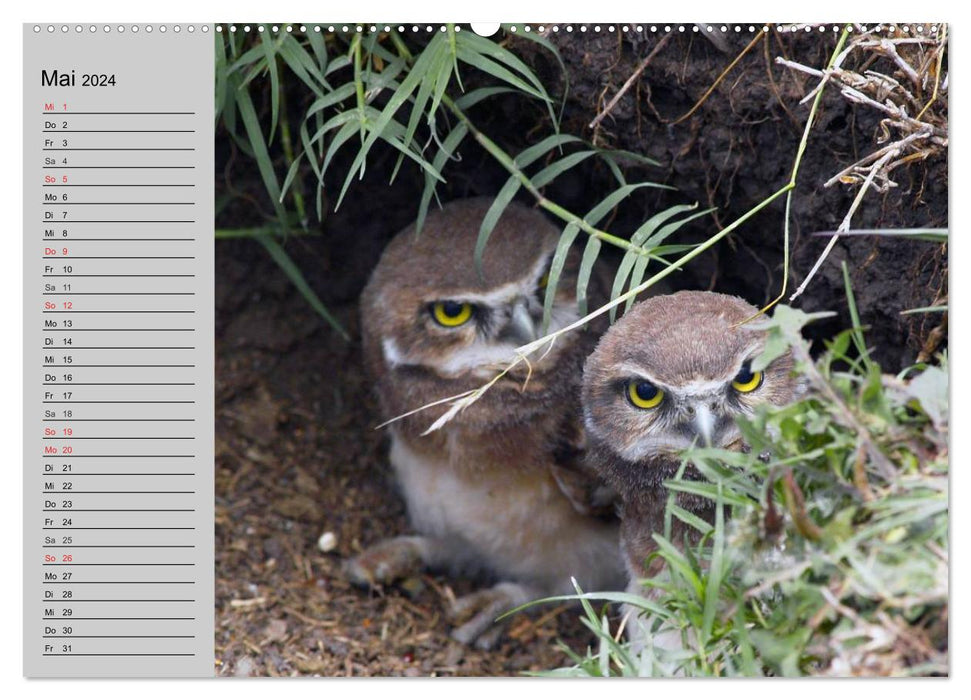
[
  {"left": 361, "top": 198, "right": 595, "bottom": 382},
  {"left": 582, "top": 291, "right": 797, "bottom": 462}
]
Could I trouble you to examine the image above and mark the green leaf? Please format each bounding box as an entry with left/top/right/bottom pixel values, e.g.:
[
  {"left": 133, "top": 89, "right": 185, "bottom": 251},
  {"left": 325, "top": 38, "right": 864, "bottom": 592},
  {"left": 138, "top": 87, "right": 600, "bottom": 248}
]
[
  {"left": 459, "top": 29, "right": 557, "bottom": 126},
  {"left": 255, "top": 234, "right": 348, "bottom": 339},
  {"left": 235, "top": 79, "right": 287, "bottom": 224},
  {"left": 453, "top": 86, "right": 518, "bottom": 110},
  {"left": 260, "top": 32, "right": 282, "bottom": 142},
  {"left": 531, "top": 151, "right": 596, "bottom": 188},
  {"left": 905, "top": 365, "right": 948, "bottom": 429},
  {"left": 652, "top": 534, "right": 704, "bottom": 598},
  {"left": 576, "top": 237, "right": 602, "bottom": 316},
  {"left": 455, "top": 43, "right": 549, "bottom": 103},
  {"left": 416, "top": 123, "right": 469, "bottom": 234},
  {"left": 335, "top": 34, "right": 447, "bottom": 208},
  {"left": 474, "top": 178, "right": 523, "bottom": 276},
  {"left": 542, "top": 223, "right": 581, "bottom": 332},
  {"left": 610, "top": 204, "right": 705, "bottom": 321},
  {"left": 277, "top": 34, "right": 329, "bottom": 93},
  {"left": 750, "top": 306, "right": 836, "bottom": 372},
  {"left": 701, "top": 485, "right": 726, "bottom": 643},
  {"left": 814, "top": 227, "right": 948, "bottom": 243}
]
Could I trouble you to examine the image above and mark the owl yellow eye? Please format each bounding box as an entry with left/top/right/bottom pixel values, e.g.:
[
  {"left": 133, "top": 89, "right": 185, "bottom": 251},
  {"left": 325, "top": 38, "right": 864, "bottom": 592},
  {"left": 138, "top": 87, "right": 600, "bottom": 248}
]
[
  {"left": 431, "top": 301, "right": 473, "bottom": 327},
  {"left": 538, "top": 272, "right": 550, "bottom": 290},
  {"left": 627, "top": 380, "right": 664, "bottom": 409},
  {"left": 732, "top": 363, "right": 763, "bottom": 393}
]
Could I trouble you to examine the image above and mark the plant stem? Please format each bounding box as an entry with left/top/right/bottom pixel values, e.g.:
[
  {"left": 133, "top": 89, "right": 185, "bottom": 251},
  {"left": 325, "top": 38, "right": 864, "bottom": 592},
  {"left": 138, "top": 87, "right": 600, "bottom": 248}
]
[
  {"left": 758, "top": 26, "right": 851, "bottom": 315},
  {"left": 442, "top": 95, "right": 660, "bottom": 261}
]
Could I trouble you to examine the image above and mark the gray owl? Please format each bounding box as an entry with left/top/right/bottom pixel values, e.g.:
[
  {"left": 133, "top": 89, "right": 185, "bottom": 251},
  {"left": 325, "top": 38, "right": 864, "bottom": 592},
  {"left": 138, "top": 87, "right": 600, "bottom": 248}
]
[
  {"left": 581, "top": 291, "right": 798, "bottom": 645},
  {"left": 347, "top": 197, "right": 626, "bottom": 648}
]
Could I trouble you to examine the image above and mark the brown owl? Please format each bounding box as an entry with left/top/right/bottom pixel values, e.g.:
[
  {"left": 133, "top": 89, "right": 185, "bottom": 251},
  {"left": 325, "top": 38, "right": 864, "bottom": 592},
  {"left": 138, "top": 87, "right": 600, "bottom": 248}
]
[
  {"left": 347, "top": 197, "right": 625, "bottom": 648},
  {"left": 581, "top": 291, "right": 798, "bottom": 644}
]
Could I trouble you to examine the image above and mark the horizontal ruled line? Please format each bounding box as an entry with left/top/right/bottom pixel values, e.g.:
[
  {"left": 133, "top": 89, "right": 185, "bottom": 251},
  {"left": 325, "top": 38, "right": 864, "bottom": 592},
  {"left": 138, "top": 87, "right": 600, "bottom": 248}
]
[
  {"left": 43, "top": 329, "right": 196, "bottom": 331},
  {"left": 43, "top": 544, "right": 195, "bottom": 547},
  {"left": 43, "top": 401, "right": 196, "bottom": 404},
  {"left": 43, "top": 184, "right": 195, "bottom": 187},
  {"left": 43, "top": 490, "right": 195, "bottom": 494},
  {"left": 43, "top": 166, "right": 195, "bottom": 169},
  {"left": 41, "top": 221, "right": 196, "bottom": 223},
  {"left": 44, "top": 600, "right": 194, "bottom": 603},
  {"left": 41, "top": 364, "right": 195, "bottom": 367},
  {"left": 43, "top": 148, "right": 196, "bottom": 151},
  {"left": 43, "top": 563, "right": 195, "bottom": 566},
  {"left": 40, "top": 346, "right": 196, "bottom": 349},
  {"left": 43, "top": 509, "right": 195, "bottom": 512},
  {"left": 42, "top": 275, "right": 196, "bottom": 277},
  {"left": 43, "top": 294, "right": 196, "bottom": 296},
  {"left": 43, "top": 527, "right": 196, "bottom": 529},
  {"left": 43, "top": 111, "right": 197, "bottom": 115},
  {"left": 43, "top": 617, "right": 195, "bottom": 620},
  {"left": 43, "top": 202, "right": 195, "bottom": 205},
  {"left": 42, "top": 654, "right": 196, "bottom": 657},
  {"left": 48, "top": 238, "right": 197, "bottom": 241},
  {"left": 42, "top": 383, "right": 196, "bottom": 386},
  {"left": 43, "top": 419, "right": 196, "bottom": 421},
  {"left": 43, "top": 635, "right": 196, "bottom": 639},
  {"left": 43, "top": 581, "right": 194, "bottom": 584},
  {"left": 43, "top": 310, "right": 195, "bottom": 313},
  {"left": 43, "top": 130, "right": 196, "bottom": 133},
  {"left": 43, "top": 364, "right": 196, "bottom": 367},
  {"left": 43, "top": 257, "right": 196, "bottom": 260},
  {"left": 41, "top": 455, "right": 195, "bottom": 457}
]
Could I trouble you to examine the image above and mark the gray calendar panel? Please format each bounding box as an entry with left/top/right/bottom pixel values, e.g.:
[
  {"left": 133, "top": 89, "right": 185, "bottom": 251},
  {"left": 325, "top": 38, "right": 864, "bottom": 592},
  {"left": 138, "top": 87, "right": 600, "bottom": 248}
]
[{"left": 24, "top": 24, "right": 214, "bottom": 678}]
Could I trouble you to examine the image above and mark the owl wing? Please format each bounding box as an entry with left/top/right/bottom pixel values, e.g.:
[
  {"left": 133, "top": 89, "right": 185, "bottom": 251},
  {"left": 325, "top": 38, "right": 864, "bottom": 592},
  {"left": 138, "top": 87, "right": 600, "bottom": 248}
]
[{"left": 550, "top": 411, "right": 620, "bottom": 518}]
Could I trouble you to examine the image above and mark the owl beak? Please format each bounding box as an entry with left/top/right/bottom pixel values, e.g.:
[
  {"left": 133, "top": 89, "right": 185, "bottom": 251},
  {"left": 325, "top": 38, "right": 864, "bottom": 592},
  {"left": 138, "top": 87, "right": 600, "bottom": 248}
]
[
  {"left": 502, "top": 300, "right": 538, "bottom": 346},
  {"left": 692, "top": 403, "right": 716, "bottom": 447}
]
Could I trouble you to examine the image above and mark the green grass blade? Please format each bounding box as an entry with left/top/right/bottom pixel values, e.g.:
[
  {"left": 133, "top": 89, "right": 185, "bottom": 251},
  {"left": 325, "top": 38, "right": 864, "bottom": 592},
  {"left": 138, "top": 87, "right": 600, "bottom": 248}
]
[
  {"left": 576, "top": 236, "right": 602, "bottom": 316},
  {"left": 900, "top": 305, "right": 948, "bottom": 315},
  {"left": 455, "top": 44, "right": 549, "bottom": 103},
  {"left": 335, "top": 36, "right": 445, "bottom": 208},
  {"left": 531, "top": 150, "right": 596, "bottom": 188},
  {"left": 542, "top": 223, "right": 581, "bottom": 331},
  {"left": 841, "top": 260, "right": 873, "bottom": 372},
  {"left": 235, "top": 80, "right": 287, "bottom": 223},
  {"left": 453, "top": 86, "right": 518, "bottom": 110},
  {"left": 260, "top": 32, "right": 282, "bottom": 143},
  {"left": 305, "top": 28, "right": 329, "bottom": 74},
  {"left": 813, "top": 227, "right": 948, "bottom": 242},
  {"left": 474, "top": 178, "right": 522, "bottom": 275},
  {"left": 278, "top": 34, "right": 329, "bottom": 93},
  {"left": 321, "top": 115, "right": 361, "bottom": 174},
  {"left": 514, "top": 134, "right": 582, "bottom": 167},
  {"left": 701, "top": 485, "right": 726, "bottom": 644},
  {"left": 417, "top": 122, "right": 468, "bottom": 234},
  {"left": 255, "top": 234, "right": 348, "bottom": 339}
]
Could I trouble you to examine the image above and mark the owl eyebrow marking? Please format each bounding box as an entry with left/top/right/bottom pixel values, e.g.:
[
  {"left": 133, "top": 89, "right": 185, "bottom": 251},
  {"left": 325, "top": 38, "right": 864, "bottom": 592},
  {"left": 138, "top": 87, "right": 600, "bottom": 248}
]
[
  {"left": 422, "top": 252, "right": 558, "bottom": 306},
  {"left": 424, "top": 282, "right": 521, "bottom": 306},
  {"left": 615, "top": 362, "right": 671, "bottom": 389}
]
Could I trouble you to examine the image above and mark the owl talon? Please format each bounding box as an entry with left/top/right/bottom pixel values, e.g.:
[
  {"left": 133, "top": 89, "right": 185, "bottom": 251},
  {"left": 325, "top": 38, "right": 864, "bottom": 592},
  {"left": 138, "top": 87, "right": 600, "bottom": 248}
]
[
  {"left": 343, "top": 535, "right": 434, "bottom": 587},
  {"left": 448, "top": 582, "right": 536, "bottom": 647}
]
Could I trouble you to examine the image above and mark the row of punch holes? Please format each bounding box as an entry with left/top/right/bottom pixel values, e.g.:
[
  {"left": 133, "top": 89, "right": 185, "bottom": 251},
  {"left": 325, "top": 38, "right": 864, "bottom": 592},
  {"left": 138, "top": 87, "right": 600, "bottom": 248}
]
[
  {"left": 35, "top": 23, "right": 941, "bottom": 36},
  {"left": 35, "top": 24, "right": 209, "bottom": 33}
]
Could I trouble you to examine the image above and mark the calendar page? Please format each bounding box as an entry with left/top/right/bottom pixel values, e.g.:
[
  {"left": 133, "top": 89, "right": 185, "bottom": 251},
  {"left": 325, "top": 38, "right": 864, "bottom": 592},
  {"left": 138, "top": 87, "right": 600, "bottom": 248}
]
[{"left": 21, "top": 18, "right": 949, "bottom": 680}]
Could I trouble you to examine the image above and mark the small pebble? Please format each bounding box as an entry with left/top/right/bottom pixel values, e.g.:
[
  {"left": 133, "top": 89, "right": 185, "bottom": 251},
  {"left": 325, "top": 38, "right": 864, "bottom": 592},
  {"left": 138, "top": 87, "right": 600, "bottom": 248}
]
[
  {"left": 317, "top": 531, "right": 338, "bottom": 552},
  {"left": 234, "top": 656, "right": 256, "bottom": 677}
]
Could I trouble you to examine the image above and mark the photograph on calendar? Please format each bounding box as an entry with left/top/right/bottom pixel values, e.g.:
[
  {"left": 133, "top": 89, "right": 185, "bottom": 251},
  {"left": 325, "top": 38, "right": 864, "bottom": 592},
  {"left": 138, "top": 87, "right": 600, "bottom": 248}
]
[{"left": 210, "top": 23, "right": 948, "bottom": 677}]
